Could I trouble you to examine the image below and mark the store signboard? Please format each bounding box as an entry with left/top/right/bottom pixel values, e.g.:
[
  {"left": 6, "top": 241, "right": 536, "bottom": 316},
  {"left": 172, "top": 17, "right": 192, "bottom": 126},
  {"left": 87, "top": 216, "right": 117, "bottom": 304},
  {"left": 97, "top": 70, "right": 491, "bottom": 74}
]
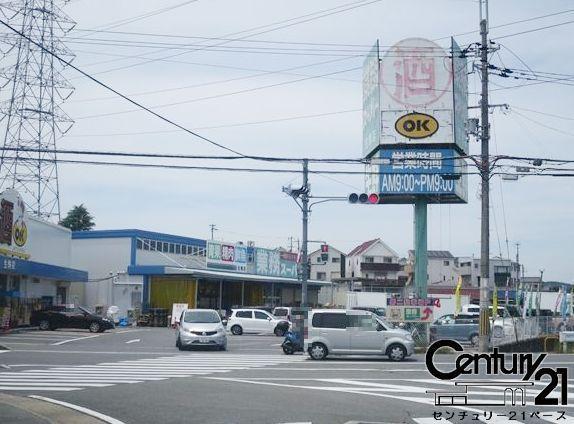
[
  {"left": 386, "top": 305, "right": 434, "bottom": 322},
  {"left": 365, "top": 148, "right": 467, "bottom": 203},
  {"left": 206, "top": 240, "right": 247, "bottom": 272},
  {"left": 254, "top": 248, "right": 297, "bottom": 279},
  {"left": 452, "top": 38, "right": 469, "bottom": 155},
  {"left": 0, "top": 189, "right": 29, "bottom": 260},
  {"left": 362, "top": 41, "right": 381, "bottom": 158}
]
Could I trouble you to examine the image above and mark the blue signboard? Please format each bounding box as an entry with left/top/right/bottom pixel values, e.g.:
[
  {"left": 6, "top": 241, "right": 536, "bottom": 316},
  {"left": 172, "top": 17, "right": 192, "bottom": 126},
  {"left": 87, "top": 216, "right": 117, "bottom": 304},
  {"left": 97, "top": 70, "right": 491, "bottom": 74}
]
[{"left": 368, "top": 148, "right": 467, "bottom": 203}]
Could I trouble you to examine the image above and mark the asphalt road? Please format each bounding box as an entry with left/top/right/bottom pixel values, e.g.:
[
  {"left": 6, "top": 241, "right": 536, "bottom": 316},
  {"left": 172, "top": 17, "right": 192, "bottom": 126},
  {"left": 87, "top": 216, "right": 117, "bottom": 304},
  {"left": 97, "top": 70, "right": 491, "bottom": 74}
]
[{"left": 1, "top": 328, "right": 573, "bottom": 424}]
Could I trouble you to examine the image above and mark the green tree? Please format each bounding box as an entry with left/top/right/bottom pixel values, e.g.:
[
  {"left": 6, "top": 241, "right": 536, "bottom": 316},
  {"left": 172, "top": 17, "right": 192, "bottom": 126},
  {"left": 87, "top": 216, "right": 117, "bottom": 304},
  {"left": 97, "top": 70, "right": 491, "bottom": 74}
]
[{"left": 59, "top": 204, "right": 95, "bottom": 231}]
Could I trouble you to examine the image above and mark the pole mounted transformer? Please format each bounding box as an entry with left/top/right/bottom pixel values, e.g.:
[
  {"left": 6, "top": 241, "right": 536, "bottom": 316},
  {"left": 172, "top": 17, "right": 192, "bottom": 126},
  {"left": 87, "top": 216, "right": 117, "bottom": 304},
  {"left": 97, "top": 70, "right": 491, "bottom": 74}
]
[{"left": 0, "top": 0, "right": 75, "bottom": 221}]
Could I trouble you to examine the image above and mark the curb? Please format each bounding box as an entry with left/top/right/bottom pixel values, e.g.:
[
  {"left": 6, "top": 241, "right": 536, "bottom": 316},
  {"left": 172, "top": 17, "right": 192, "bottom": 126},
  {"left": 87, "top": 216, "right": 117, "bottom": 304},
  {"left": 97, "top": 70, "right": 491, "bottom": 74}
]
[{"left": 0, "top": 326, "right": 39, "bottom": 335}]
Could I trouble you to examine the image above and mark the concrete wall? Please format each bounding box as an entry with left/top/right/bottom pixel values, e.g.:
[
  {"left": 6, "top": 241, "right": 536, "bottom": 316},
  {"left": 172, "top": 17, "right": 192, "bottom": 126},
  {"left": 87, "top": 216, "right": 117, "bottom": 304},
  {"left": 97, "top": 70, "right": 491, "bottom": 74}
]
[{"left": 71, "top": 237, "right": 132, "bottom": 309}]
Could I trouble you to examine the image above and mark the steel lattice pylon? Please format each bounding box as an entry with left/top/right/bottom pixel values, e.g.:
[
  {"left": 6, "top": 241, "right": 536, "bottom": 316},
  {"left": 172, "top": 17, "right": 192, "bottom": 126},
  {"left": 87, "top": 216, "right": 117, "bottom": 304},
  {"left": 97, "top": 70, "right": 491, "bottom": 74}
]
[{"left": 0, "top": 0, "right": 75, "bottom": 221}]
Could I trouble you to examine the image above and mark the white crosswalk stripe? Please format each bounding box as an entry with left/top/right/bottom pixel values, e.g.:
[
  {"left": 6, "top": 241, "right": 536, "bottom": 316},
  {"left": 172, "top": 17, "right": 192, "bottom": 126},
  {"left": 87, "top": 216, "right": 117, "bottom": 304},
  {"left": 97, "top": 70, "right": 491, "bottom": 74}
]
[
  {"left": 207, "top": 376, "right": 574, "bottom": 424},
  {"left": 0, "top": 354, "right": 303, "bottom": 392}
]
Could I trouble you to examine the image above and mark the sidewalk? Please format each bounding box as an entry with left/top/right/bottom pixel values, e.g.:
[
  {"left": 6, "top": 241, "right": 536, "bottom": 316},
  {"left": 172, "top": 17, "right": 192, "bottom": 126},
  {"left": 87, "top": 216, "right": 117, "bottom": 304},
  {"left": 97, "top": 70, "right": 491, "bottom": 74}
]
[{"left": 0, "top": 393, "right": 111, "bottom": 424}]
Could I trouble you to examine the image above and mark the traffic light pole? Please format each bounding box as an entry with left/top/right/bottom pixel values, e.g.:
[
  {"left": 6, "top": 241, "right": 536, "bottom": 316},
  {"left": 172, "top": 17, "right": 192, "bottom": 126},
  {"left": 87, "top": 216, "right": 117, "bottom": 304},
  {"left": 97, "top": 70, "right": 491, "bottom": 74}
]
[
  {"left": 301, "top": 159, "right": 309, "bottom": 307},
  {"left": 478, "top": 14, "right": 491, "bottom": 353}
]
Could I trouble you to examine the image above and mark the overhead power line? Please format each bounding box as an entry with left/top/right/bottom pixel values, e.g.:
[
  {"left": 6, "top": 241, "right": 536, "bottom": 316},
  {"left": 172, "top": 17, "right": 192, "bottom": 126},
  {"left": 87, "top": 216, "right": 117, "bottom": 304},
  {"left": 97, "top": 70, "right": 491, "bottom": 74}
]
[{"left": 0, "top": 16, "right": 246, "bottom": 158}]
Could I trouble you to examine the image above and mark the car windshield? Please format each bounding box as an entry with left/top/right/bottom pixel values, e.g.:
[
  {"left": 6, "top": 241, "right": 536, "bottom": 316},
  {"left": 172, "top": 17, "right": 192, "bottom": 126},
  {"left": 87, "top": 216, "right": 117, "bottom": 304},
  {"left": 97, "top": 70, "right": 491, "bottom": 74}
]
[
  {"left": 377, "top": 318, "right": 395, "bottom": 329},
  {"left": 274, "top": 309, "right": 288, "bottom": 316},
  {"left": 78, "top": 306, "right": 93, "bottom": 314},
  {"left": 183, "top": 311, "right": 220, "bottom": 324}
]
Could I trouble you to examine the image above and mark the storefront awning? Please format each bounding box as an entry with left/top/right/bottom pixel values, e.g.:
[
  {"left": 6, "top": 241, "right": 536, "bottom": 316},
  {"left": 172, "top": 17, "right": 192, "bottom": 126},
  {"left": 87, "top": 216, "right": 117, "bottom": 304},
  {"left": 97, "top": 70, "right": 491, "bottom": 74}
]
[
  {"left": 127, "top": 265, "right": 329, "bottom": 286},
  {"left": 0, "top": 254, "right": 88, "bottom": 282}
]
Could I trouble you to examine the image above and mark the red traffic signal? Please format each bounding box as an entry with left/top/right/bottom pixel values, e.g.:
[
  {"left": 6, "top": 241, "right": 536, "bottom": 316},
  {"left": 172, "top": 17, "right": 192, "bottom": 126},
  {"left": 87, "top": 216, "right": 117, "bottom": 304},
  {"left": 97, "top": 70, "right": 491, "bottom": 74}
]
[
  {"left": 348, "top": 193, "right": 383, "bottom": 204},
  {"left": 321, "top": 244, "right": 329, "bottom": 253}
]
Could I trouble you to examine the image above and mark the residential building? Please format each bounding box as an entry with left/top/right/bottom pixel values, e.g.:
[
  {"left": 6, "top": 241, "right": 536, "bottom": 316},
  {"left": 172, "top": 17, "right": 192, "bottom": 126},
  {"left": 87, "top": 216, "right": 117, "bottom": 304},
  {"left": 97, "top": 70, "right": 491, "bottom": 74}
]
[
  {"left": 309, "top": 244, "right": 345, "bottom": 282},
  {"left": 341, "top": 238, "right": 406, "bottom": 293},
  {"left": 408, "top": 250, "right": 459, "bottom": 287}
]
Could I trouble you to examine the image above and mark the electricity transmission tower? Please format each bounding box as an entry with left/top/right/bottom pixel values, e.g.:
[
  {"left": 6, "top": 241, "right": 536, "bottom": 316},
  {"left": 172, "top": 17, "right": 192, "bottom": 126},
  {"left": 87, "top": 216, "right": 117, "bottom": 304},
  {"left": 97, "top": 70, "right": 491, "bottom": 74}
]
[{"left": 0, "top": 0, "right": 75, "bottom": 221}]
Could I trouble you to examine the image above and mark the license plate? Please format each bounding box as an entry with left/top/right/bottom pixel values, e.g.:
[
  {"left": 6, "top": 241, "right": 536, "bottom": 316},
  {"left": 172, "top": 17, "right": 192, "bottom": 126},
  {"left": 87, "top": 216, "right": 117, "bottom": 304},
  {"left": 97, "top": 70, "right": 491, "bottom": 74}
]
[{"left": 199, "top": 338, "right": 209, "bottom": 343}]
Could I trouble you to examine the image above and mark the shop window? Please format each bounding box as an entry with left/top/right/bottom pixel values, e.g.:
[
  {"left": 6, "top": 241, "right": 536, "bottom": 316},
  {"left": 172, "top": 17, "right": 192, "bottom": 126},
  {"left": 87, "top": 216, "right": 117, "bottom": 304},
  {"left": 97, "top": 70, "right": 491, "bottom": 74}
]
[
  {"left": 169, "top": 243, "right": 175, "bottom": 254},
  {"left": 444, "top": 260, "right": 450, "bottom": 266},
  {"left": 136, "top": 239, "right": 143, "bottom": 249},
  {"left": 150, "top": 240, "right": 156, "bottom": 251},
  {"left": 332, "top": 257, "right": 340, "bottom": 263},
  {"left": 317, "top": 272, "right": 326, "bottom": 281},
  {"left": 316, "top": 257, "right": 322, "bottom": 263},
  {"left": 175, "top": 244, "right": 181, "bottom": 254},
  {"left": 143, "top": 239, "right": 149, "bottom": 250},
  {"left": 163, "top": 242, "right": 170, "bottom": 253}
]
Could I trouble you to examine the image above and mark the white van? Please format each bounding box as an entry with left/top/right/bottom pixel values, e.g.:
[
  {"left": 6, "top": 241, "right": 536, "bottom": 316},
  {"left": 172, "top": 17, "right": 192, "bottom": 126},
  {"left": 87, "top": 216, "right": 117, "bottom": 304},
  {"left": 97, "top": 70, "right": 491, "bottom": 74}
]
[{"left": 304, "top": 309, "right": 415, "bottom": 361}]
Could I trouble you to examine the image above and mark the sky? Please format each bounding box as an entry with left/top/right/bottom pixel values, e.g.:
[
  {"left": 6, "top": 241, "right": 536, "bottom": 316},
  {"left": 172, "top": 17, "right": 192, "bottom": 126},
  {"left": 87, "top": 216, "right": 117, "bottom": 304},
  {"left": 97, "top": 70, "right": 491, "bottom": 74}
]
[{"left": 5, "top": 0, "right": 574, "bottom": 281}]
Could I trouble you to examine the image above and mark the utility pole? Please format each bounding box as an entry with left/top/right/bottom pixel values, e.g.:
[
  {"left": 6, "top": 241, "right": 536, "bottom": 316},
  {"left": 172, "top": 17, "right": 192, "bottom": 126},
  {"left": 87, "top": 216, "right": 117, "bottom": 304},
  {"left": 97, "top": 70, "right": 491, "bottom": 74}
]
[
  {"left": 478, "top": 0, "right": 491, "bottom": 353},
  {"left": 288, "top": 237, "right": 294, "bottom": 253},
  {"left": 301, "top": 159, "right": 310, "bottom": 307},
  {"left": 515, "top": 242, "right": 520, "bottom": 287},
  {"left": 209, "top": 224, "right": 217, "bottom": 240},
  {"left": 282, "top": 160, "right": 310, "bottom": 307}
]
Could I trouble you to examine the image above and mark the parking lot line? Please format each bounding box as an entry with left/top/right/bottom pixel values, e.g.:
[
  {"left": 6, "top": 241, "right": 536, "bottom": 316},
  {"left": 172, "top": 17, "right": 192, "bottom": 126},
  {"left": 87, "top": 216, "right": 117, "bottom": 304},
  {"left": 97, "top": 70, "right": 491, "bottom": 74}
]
[{"left": 29, "top": 395, "right": 126, "bottom": 424}]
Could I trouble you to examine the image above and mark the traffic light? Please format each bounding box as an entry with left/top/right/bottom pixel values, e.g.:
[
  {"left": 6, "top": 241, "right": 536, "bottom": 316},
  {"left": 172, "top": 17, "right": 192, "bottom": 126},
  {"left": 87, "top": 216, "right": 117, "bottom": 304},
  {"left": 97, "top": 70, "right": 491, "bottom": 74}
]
[{"left": 348, "top": 193, "right": 384, "bottom": 204}]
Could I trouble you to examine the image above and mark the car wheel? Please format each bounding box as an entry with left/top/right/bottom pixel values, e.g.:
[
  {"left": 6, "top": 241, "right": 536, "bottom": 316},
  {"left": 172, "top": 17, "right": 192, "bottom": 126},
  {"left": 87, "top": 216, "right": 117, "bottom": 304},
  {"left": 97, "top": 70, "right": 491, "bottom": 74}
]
[
  {"left": 231, "top": 325, "right": 243, "bottom": 335},
  {"left": 387, "top": 344, "right": 407, "bottom": 361},
  {"left": 309, "top": 343, "right": 328, "bottom": 360},
  {"left": 274, "top": 326, "right": 286, "bottom": 337},
  {"left": 39, "top": 320, "right": 51, "bottom": 331},
  {"left": 89, "top": 322, "right": 101, "bottom": 333},
  {"left": 492, "top": 326, "right": 504, "bottom": 338},
  {"left": 282, "top": 343, "right": 294, "bottom": 355},
  {"left": 470, "top": 334, "right": 479, "bottom": 347}
]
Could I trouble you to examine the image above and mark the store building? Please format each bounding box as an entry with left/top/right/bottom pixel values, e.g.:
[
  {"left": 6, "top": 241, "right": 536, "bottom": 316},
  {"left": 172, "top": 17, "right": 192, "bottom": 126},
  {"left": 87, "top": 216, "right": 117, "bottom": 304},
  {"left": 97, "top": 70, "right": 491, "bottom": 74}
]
[
  {"left": 0, "top": 189, "right": 88, "bottom": 328},
  {"left": 71, "top": 230, "right": 326, "bottom": 319}
]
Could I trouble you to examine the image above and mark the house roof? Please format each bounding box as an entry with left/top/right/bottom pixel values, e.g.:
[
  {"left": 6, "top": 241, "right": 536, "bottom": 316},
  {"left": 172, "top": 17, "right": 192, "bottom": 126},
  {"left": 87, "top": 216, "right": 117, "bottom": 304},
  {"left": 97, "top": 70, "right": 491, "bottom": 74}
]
[
  {"left": 347, "top": 239, "right": 379, "bottom": 257},
  {"left": 309, "top": 244, "right": 345, "bottom": 257},
  {"left": 408, "top": 250, "right": 454, "bottom": 259}
]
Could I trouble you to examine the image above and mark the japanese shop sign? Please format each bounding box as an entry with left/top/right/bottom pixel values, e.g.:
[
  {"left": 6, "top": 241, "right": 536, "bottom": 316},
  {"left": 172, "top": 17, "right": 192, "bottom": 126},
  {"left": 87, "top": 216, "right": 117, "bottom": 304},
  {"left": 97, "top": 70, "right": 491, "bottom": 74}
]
[
  {"left": 365, "top": 148, "right": 468, "bottom": 203},
  {"left": 254, "top": 248, "right": 297, "bottom": 279},
  {"left": 388, "top": 297, "right": 441, "bottom": 307},
  {"left": 0, "top": 189, "right": 29, "bottom": 260},
  {"left": 206, "top": 240, "right": 247, "bottom": 272},
  {"left": 386, "top": 305, "right": 433, "bottom": 322}
]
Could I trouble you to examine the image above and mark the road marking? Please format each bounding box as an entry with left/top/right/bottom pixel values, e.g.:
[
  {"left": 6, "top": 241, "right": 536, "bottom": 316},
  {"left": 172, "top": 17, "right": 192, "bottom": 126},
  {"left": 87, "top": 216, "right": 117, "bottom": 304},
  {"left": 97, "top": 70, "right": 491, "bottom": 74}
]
[
  {"left": 0, "top": 350, "right": 9, "bottom": 354},
  {"left": 115, "top": 330, "right": 145, "bottom": 334},
  {"left": 0, "top": 353, "right": 307, "bottom": 392},
  {"left": 52, "top": 334, "right": 101, "bottom": 346},
  {"left": 29, "top": 395, "right": 126, "bottom": 424},
  {"left": 125, "top": 339, "right": 140, "bottom": 344}
]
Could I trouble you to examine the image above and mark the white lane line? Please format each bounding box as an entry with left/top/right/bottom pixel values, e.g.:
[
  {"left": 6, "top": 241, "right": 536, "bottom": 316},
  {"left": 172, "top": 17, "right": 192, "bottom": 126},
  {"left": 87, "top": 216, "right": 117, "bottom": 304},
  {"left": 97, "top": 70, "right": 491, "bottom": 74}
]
[
  {"left": 115, "top": 330, "right": 145, "bottom": 334},
  {"left": 29, "top": 395, "right": 126, "bottom": 424},
  {"left": 0, "top": 350, "right": 9, "bottom": 354},
  {"left": 125, "top": 339, "right": 140, "bottom": 344},
  {"left": 52, "top": 334, "right": 101, "bottom": 346},
  {"left": 0, "top": 382, "right": 113, "bottom": 387}
]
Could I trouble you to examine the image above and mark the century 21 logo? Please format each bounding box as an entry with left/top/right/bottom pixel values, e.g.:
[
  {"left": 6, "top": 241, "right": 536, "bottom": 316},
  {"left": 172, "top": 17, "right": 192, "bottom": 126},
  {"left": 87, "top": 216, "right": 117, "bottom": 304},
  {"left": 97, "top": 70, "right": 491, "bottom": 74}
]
[
  {"left": 395, "top": 112, "right": 439, "bottom": 139},
  {"left": 426, "top": 340, "right": 568, "bottom": 406}
]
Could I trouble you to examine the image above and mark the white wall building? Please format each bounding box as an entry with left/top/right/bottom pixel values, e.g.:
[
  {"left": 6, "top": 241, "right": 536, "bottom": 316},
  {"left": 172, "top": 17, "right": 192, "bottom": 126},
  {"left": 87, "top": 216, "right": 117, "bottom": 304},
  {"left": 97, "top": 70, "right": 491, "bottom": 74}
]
[
  {"left": 309, "top": 244, "right": 345, "bottom": 282},
  {"left": 408, "top": 250, "right": 460, "bottom": 287}
]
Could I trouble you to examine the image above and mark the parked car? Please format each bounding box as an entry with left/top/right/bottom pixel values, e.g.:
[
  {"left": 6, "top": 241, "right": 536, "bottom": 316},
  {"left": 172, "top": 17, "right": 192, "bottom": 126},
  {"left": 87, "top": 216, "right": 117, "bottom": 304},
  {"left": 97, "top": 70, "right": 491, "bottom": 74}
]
[
  {"left": 273, "top": 306, "right": 292, "bottom": 321},
  {"left": 304, "top": 309, "right": 414, "bottom": 361},
  {"left": 227, "top": 309, "right": 290, "bottom": 336},
  {"left": 351, "top": 306, "right": 386, "bottom": 317},
  {"left": 176, "top": 309, "right": 227, "bottom": 351},
  {"left": 430, "top": 314, "right": 480, "bottom": 346},
  {"left": 31, "top": 306, "right": 114, "bottom": 333}
]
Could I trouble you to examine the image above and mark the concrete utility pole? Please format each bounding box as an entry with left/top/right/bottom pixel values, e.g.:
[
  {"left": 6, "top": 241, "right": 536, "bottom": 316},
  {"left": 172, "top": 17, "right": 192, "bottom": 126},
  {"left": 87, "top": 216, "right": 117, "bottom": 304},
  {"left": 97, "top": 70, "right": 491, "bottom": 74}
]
[
  {"left": 209, "top": 224, "right": 217, "bottom": 240},
  {"left": 301, "top": 159, "right": 310, "bottom": 307},
  {"left": 478, "top": 0, "right": 491, "bottom": 353},
  {"left": 282, "top": 160, "right": 310, "bottom": 307}
]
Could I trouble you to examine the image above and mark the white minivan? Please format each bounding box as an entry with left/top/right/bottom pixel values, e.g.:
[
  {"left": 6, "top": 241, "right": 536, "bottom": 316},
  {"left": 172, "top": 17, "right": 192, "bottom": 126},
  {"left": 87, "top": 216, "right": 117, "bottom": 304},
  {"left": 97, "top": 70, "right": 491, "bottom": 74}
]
[
  {"left": 304, "top": 309, "right": 415, "bottom": 361},
  {"left": 227, "top": 308, "right": 290, "bottom": 336}
]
